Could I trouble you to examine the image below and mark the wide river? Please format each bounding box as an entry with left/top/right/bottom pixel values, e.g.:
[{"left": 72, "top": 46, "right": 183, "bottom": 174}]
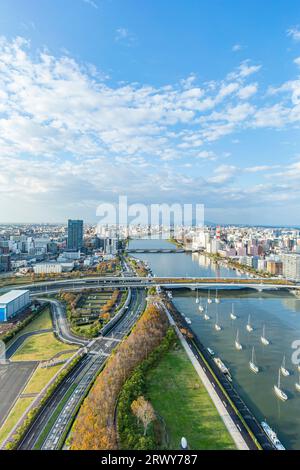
[{"left": 129, "top": 238, "right": 300, "bottom": 450}]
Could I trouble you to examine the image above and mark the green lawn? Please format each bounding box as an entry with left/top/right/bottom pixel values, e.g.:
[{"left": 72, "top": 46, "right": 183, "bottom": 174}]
[
  {"left": 146, "top": 341, "right": 236, "bottom": 450},
  {"left": 8, "top": 307, "right": 53, "bottom": 348},
  {"left": 22, "top": 364, "right": 63, "bottom": 394},
  {"left": 11, "top": 332, "right": 77, "bottom": 362},
  {"left": 0, "top": 397, "right": 34, "bottom": 446},
  {"left": 22, "top": 307, "right": 53, "bottom": 333}
]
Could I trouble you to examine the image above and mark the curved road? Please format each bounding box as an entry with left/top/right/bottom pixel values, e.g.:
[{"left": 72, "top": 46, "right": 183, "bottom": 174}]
[{"left": 39, "top": 298, "right": 89, "bottom": 347}]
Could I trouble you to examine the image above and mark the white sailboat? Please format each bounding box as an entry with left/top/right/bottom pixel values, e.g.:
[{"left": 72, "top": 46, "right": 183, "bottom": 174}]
[
  {"left": 295, "top": 372, "right": 300, "bottom": 392},
  {"left": 280, "top": 355, "right": 290, "bottom": 377},
  {"left": 195, "top": 288, "right": 199, "bottom": 304},
  {"left": 230, "top": 304, "right": 237, "bottom": 320},
  {"left": 261, "top": 325, "right": 270, "bottom": 346},
  {"left": 214, "top": 311, "right": 221, "bottom": 331},
  {"left": 274, "top": 369, "right": 288, "bottom": 402},
  {"left": 246, "top": 314, "right": 253, "bottom": 332},
  {"left": 249, "top": 346, "right": 259, "bottom": 373},
  {"left": 204, "top": 306, "right": 210, "bottom": 320},
  {"left": 235, "top": 329, "right": 242, "bottom": 350},
  {"left": 215, "top": 289, "right": 220, "bottom": 304},
  {"left": 198, "top": 297, "right": 204, "bottom": 312},
  {"left": 207, "top": 291, "right": 212, "bottom": 304}
]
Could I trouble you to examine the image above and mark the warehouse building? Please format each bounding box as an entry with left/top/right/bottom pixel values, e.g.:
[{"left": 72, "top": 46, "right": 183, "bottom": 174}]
[{"left": 0, "top": 290, "right": 30, "bottom": 322}]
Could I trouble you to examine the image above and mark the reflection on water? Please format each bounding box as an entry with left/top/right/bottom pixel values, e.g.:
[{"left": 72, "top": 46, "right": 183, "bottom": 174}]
[
  {"left": 128, "top": 238, "right": 300, "bottom": 449},
  {"left": 129, "top": 239, "right": 247, "bottom": 279}
]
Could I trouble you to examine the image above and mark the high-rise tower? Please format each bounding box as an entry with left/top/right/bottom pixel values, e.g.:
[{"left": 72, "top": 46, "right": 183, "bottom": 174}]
[{"left": 67, "top": 220, "right": 83, "bottom": 251}]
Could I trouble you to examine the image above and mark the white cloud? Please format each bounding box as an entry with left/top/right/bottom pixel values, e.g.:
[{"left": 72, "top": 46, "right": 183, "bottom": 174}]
[
  {"left": 232, "top": 44, "right": 243, "bottom": 52},
  {"left": 237, "top": 83, "right": 258, "bottom": 99},
  {"left": 0, "top": 36, "right": 299, "bottom": 221},
  {"left": 294, "top": 57, "right": 300, "bottom": 67},
  {"left": 196, "top": 150, "right": 217, "bottom": 161},
  {"left": 115, "top": 28, "right": 136, "bottom": 45},
  {"left": 83, "top": 0, "right": 98, "bottom": 9},
  {"left": 287, "top": 26, "right": 300, "bottom": 41}
]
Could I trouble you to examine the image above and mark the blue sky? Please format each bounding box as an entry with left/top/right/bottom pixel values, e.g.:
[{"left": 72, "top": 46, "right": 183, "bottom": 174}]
[{"left": 0, "top": 0, "right": 300, "bottom": 225}]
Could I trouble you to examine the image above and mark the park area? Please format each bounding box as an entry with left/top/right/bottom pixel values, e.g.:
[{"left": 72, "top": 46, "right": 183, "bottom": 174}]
[
  {"left": 63, "top": 288, "right": 127, "bottom": 337},
  {"left": 145, "top": 340, "right": 236, "bottom": 450}
]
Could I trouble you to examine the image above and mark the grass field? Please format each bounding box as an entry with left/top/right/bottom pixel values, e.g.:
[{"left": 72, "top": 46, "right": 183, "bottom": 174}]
[
  {"left": 22, "top": 364, "right": 63, "bottom": 394},
  {"left": 11, "top": 332, "right": 77, "bottom": 362},
  {"left": 146, "top": 340, "right": 236, "bottom": 450},
  {"left": 23, "top": 307, "right": 53, "bottom": 333},
  {"left": 0, "top": 397, "right": 34, "bottom": 445},
  {"left": 8, "top": 307, "right": 53, "bottom": 348}
]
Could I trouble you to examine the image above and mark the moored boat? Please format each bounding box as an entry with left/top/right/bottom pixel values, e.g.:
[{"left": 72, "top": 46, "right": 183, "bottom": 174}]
[
  {"left": 261, "top": 421, "right": 285, "bottom": 450},
  {"left": 274, "top": 369, "right": 288, "bottom": 402},
  {"left": 280, "top": 355, "right": 290, "bottom": 377},
  {"left": 230, "top": 304, "right": 237, "bottom": 320},
  {"left": 261, "top": 325, "right": 269, "bottom": 346},
  {"left": 249, "top": 346, "right": 259, "bottom": 373},
  {"left": 246, "top": 314, "right": 253, "bottom": 332},
  {"left": 235, "top": 329, "right": 242, "bottom": 350}
]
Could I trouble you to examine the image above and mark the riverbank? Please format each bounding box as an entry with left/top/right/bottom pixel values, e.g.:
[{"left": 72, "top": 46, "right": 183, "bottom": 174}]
[{"left": 145, "top": 337, "right": 236, "bottom": 450}]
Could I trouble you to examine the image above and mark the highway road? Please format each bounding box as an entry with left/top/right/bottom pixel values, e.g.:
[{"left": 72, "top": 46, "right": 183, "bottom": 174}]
[
  {"left": 40, "top": 298, "right": 89, "bottom": 347},
  {"left": 16, "top": 287, "right": 146, "bottom": 450}
]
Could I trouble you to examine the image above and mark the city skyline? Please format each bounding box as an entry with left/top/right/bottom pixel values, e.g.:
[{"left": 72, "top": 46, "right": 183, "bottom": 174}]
[{"left": 0, "top": 0, "right": 300, "bottom": 225}]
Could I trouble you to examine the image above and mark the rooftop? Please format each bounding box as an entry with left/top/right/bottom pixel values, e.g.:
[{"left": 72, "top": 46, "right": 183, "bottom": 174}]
[{"left": 0, "top": 289, "right": 29, "bottom": 305}]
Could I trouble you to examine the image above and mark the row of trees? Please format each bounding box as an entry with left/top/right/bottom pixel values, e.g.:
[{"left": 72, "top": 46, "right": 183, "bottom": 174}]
[
  {"left": 101, "top": 289, "right": 120, "bottom": 314},
  {"left": 117, "top": 328, "right": 176, "bottom": 450},
  {"left": 70, "top": 303, "right": 170, "bottom": 450}
]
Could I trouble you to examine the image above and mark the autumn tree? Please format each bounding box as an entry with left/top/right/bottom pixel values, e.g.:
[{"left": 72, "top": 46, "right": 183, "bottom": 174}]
[
  {"left": 70, "top": 302, "right": 169, "bottom": 450},
  {"left": 131, "top": 396, "right": 155, "bottom": 436}
]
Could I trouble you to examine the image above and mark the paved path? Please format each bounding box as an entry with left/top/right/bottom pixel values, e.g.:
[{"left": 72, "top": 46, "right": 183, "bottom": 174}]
[{"left": 161, "top": 303, "right": 249, "bottom": 450}]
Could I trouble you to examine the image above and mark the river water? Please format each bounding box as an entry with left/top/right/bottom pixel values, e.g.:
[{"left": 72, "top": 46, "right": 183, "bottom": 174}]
[{"left": 128, "top": 238, "right": 300, "bottom": 450}]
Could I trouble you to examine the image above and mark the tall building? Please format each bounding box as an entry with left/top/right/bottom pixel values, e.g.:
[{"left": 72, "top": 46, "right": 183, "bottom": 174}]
[
  {"left": 67, "top": 220, "right": 83, "bottom": 251},
  {"left": 282, "top": 254, "right": 300, "bottom": 281}
]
